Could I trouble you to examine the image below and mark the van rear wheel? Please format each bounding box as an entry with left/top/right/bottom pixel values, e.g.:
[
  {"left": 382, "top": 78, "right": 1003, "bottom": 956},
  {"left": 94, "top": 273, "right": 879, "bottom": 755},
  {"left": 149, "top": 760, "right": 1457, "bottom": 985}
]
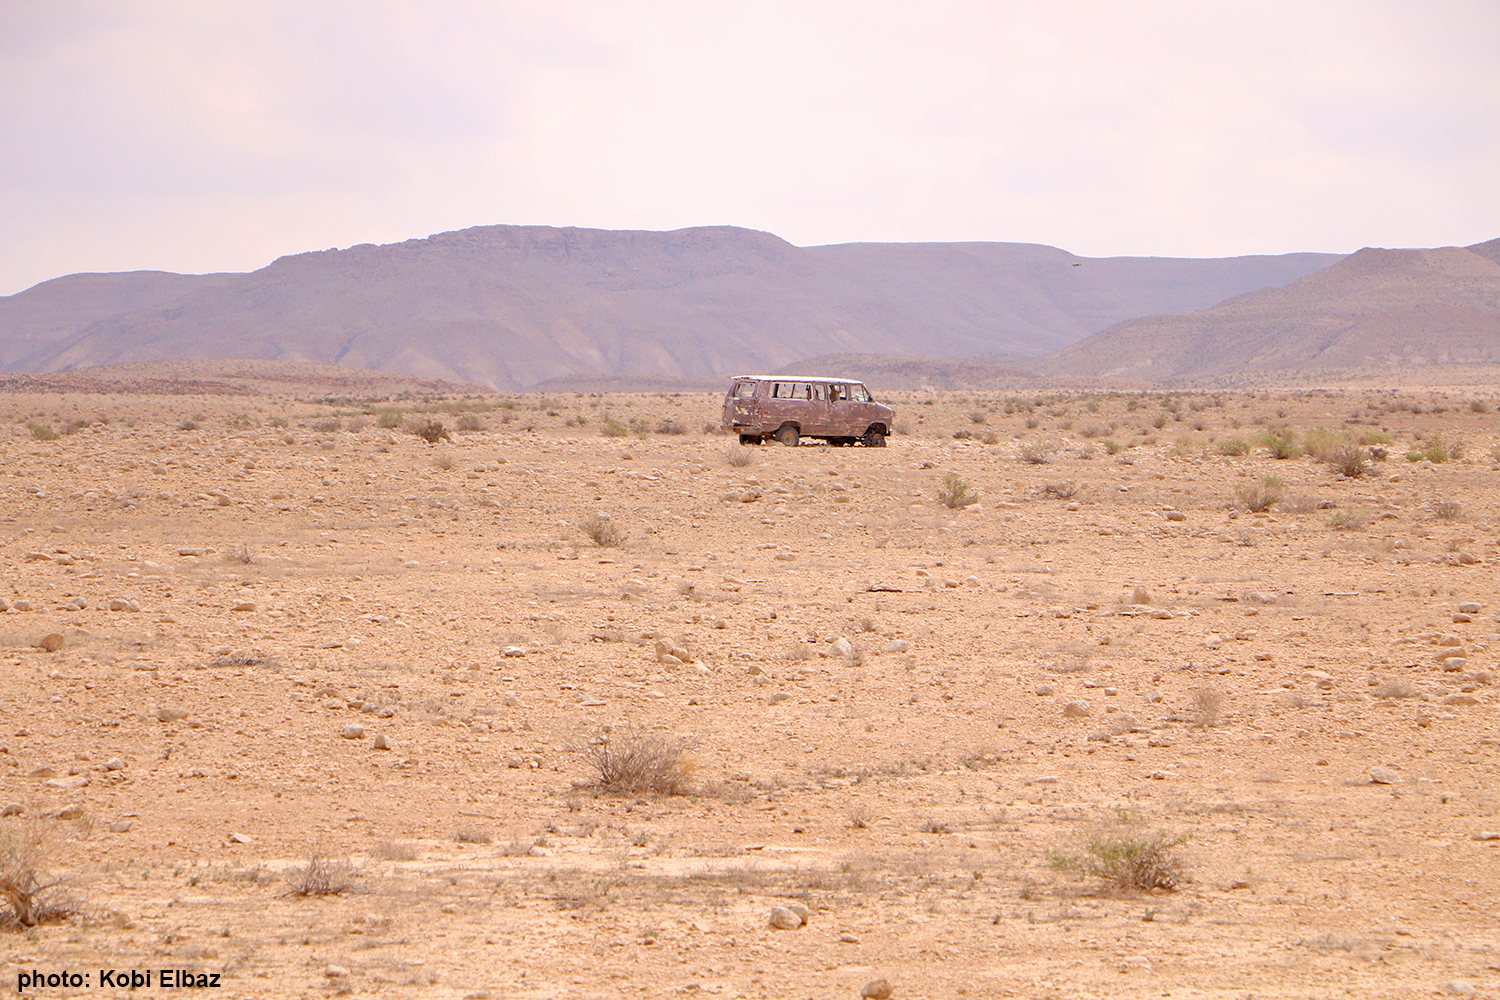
[
  {"left": 861, "top": 427, "right": 886, "bottom": 448},
  {"left": 739, "top": 434, "right": 762, "bottom": 445},
  {"left": 775, "top": 425, "right": 799, "bottom": 447}
]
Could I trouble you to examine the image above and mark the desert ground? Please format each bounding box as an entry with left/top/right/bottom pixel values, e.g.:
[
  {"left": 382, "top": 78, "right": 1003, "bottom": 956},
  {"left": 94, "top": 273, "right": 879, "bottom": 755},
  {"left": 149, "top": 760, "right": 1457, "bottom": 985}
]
[{"left": 1, "top": 380, "right": 1498, "bottom": 999}]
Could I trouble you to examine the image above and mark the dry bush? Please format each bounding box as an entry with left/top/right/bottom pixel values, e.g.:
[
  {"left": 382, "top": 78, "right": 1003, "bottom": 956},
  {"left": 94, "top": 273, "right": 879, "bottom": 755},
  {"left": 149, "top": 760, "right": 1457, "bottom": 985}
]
[
  {"left": 1278, "top": 495, "right": 1320, "bottom": 515},
  {"left": 455, "top": 412, "right": 484, "bottom": 432},
  {"left": 1327, "top": 511, "right": 1367, "bottom": 531},
  {"left": 1017, "top": 439, "right": 1059, "bottom": 464},
  {"left": 432, "top": 453, "right": 455, "bottom": 471},
  {"left": 1188, "top": 687, "right": 1224, "bottom": 728},
  {"left": 583, "top": 728, "right": 694, "bottom": 796},
  {"left": 1236, "top": 476, "right": 1284, "bottom": 513},
  {"left": 1373, "top": 680, "right": 1417, "bottom": 700},
  {"left": 410, "top": 417, "right": 450, "bottom": 443},
  {"left": 600, "top": 418, "right": 628, "bottom": 438},
  {"left": 1407, "top": 434, "right": 1461, "bottom": 463},
  {"left": 654, "top": 419, "right": 687, "bottom": 435},
  {"left": 848, "top": 806, "right": 872, "bottom": 830},
  {"left": 453, "top": 827, "right": 493, "bottom": 845},
  {"left": 1050, "top": 812, "right": 1192, "bottom": 892},
  {"left": 1324, "top": 444, "right": 1371, "bottom": 478},
  {"left": 968, "top": 410, "right": 988, "bottom": 424},
  {"left": 1301, "top": 426, "right": 1348, "bottom": 460},
  {"left": 1, "top": 825, "right": 79, "bottom": 929},
  {"left": 579, "top": 513, "right": 624, "bottom": 547},
  {"left": 284, "top": 855, "right": 360, "bottom": 897},
  {"left": 1259, "top": 428, "right": 1301, "bottom": 459},
  {"left": 371, "top": 841, "right": 417, "bottom": 861},
  {"left": 310, "top": 417, "right": 342, "bottom": 433},
  {"left": 723, "top": 446, "right": 755, "bottom": 468},
  {"left": 1217, "top": 437, "right": 1251, "bottom": 456},
  {"left": 936, "top": 472, "right": 979, "bottom": 508},
  {"left": 1042, "top": 481, "right": 1079, "bottom": 500},
  {"left": 1432, "top": 499, "right": 1462, "bottom": 521}
]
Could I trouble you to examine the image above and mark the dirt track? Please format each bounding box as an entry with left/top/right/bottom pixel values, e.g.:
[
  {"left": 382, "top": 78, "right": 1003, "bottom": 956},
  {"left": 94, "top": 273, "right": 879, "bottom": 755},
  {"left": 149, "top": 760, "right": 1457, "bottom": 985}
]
[{"left": 2, "top": 385, "right": 1498, "bottom": 998}]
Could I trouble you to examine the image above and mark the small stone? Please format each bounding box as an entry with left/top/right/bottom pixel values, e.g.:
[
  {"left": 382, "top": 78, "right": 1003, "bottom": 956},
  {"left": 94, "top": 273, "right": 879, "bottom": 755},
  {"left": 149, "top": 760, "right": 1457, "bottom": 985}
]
[
  {"left": 343, "top": 724, "right": 366, "bottom": 739},
  {"left": 788, "top": 903, "right": 810, "bottom": 924},
  {"left": 861, "top": 979, "right": 894, "bottom": 999},
  {"left": 839, "top": 932, "right": 860, "bottom": 943},
  {"left": 0, "top": 598, "right": 8, "bottom": 611},
  {"left": 1243, "top": 591, "right": 1278, "bottom": 605},
  {"left": 1, "top": 804, "right": 23, "bottom": 817},
  {"left": 655, "top": 638, "right": 691, "bottom": 664},
  {"left": 1440, "top": 657, "right": 1467, "bottom": 671},
  {"left": 13, "top": 601, "right": 32, "bottom": 611},
  {"left": 39, "top": 633, "right": 64, "bottom": 652},
  {"left": 372, "top": 734, "right": 394, "bottom": 751},
  {"left": 109, "top": 820, "right": 133, "bottom": 833},
  {"left": 103, "top": 757, "right": 124, "bottom": 771},
  {"left": 324, "top": 965, "right": 350, "bottom": 979},
  {"left": 830, "top": 637, "right": 855, "bottom": 659},
  {"left": 1062, "top": 701, "right": 1091, "bottom": 718},
  {"left": 1471, "top": 831, "right": 1500, "bottom": 841},
  {"left": 53, "top": 804, "right": 84, "bottom": 820},
  {"left": 1165, "top": 510, "right": 1186, "bottom": 521},
  {"left": 501, "top": 645, "right": 526, "bottom": 658},
  {"left": 1457, "top": 602, "right": 1481, "bottom": 614},
  {"left": 527, "top": 845, "right": 551, "bottom": 857},
  {"left": 229, "top": 832, "right": 253, "bottom": 844},
  {"left": 1452, "top": 613, "right": 1474, "bottom": 623},
  {"left": 768, "top": 906, "right": 804, "bottom": 930},
  {"left": 45, "top": 775, "right": 89, "bottom": 791},
  {"left": 1443, "top": 982, "right": 1477, "bottom": 997},
  {"left": 882, "top": 639, "right": 908, "bottom": 653},
  {"left": 1369, "top": 766, "right": 1400, "bottom": 785},
  {"left": 156, "top": 708, "right": 189, "bottom": 723},
  {"left": 232, "top": 602, "right": 256, "bottom": 612},
  {"left": 1034, "top": 684, "right": 1055, "bottom": 696},
  {"left": 1442, "top": 694, "right": 1480, "bottom": 707}
]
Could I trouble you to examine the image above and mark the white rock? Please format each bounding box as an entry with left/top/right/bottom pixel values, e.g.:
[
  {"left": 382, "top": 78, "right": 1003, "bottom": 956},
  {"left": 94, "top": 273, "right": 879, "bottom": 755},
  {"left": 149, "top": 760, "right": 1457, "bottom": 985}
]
[
  {"left": 1369, "top": 766, "right": 1400, "bottom": 785},
  {"left": 768, "top": 906, "right": 804, "bottom": 930}
]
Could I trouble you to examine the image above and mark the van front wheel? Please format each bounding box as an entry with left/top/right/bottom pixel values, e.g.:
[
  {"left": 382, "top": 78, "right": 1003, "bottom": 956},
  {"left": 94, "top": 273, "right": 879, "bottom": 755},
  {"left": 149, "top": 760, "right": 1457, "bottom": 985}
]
[
  {"left": 776, "top": 425, "right": 800, "bottom": 447},
  {"left": 861, "top": 427, "right": 886, "bottom": 448}
]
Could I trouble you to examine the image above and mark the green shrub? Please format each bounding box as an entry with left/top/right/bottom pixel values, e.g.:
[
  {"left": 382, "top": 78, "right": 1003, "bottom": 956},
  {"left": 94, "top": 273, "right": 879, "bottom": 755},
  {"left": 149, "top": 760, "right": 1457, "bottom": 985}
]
[
  {"left": 25, "top": 424, "right": 58, "bottom": 441},
  {"left": 1237, "top": 475, "right": 1284, "bottom": 512},
  {"left": 1050, "top": 811, "right": 1193, "bottom": 892},
  {"left": 936, "top": 473, "right": 979, "bottom": 508},
  {"left": 600, "top": 418, "right": 628, "bottom": 438},
  {"left": 1259, "top": 428, "right": 1301, "bottom": 459},
  {"left": 1217, "top": 437, "right": 1251, "bottom": 456}
]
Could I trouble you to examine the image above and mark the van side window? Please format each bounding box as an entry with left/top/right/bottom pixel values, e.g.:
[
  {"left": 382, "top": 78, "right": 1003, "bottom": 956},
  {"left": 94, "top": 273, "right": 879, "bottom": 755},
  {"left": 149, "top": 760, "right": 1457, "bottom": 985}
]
[
  {"left": 851, "top": 385, "right": 870, "bottom": 402},
  {"left": 812, "top": 384, "right": 825, "bottom": 401},
  {"left": 733, "top": 381, "right": 757, "bottom": 398},
  {"left": 829, "top": 385, "right": 845, "bottom": 402},
  {"left": 794, "top": 383, "right": 811, "bottom": 399}
]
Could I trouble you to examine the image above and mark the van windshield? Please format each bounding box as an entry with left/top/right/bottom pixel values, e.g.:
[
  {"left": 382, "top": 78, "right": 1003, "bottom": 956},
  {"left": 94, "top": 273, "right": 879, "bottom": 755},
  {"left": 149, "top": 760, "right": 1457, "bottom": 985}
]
[{"left": 851, "top": 385, "right": 871, "bottom": 402}]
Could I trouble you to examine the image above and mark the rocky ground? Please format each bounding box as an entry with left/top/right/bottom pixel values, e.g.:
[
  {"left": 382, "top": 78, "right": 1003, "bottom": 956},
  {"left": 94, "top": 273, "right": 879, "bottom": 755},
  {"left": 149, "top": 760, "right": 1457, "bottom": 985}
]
[{"left": 1, "top": 382, "right": 1497, "bottom": 999}]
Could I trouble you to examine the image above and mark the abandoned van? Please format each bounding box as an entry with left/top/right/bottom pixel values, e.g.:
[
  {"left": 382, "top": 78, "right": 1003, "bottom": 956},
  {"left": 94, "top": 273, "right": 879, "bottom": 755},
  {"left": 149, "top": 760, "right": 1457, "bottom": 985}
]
[{"left": 720, "top": 376, "right": 894, "bottom": 447}]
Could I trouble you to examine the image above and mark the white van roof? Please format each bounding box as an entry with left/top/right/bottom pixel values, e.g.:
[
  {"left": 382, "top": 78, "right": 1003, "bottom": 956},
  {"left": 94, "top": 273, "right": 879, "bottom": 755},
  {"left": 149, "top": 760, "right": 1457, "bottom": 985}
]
[{"left": 731, "top": 375, "right": 865, "bottom": 383}]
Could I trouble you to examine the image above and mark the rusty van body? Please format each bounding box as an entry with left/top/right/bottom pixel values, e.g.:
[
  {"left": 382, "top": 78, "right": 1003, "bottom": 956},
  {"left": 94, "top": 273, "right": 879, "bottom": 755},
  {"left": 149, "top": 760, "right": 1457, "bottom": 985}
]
[{"left": 720, "top": 375, "right": 894, "bottom": 447}]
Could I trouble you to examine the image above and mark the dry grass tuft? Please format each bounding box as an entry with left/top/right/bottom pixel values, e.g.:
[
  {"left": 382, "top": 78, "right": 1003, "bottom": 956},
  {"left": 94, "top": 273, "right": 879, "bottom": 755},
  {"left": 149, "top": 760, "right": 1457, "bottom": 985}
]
[
  {"left": 453, "top": 827, "right": 493, "bottom": 845},
  {"left": 371, "top": 841, "right": 418, "bottom": 861},
  {"left": 723, "top": 446, "right": 755, "bottom": 468},
  {"left": 1017, "top": 439, "right": 1059, "bottom": 464},
  {"left": 283, "top": 855, "right": 360, "bottom": 897},
  {"left": 936, "top": 472, "right": 979, "bottom": 508},
  {"left": 409, "top": 417, "right": 450, "bottom": 443},
  {"left": 1323, "top": 444, "right": 1371, "bottom": 478},
  {"left": 584, "top": 728, "right": 695, "bottom": 796},
  {"left": 1237, "top": 476, "right": 1284, "bottom": 513},
  {"left": 1187, "top": 687, "right": 1224, "bottom": 728}
]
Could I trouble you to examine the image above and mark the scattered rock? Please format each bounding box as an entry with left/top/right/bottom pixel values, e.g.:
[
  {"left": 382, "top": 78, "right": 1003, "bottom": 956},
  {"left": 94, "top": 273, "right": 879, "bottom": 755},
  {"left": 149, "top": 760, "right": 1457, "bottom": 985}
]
[
  {"left": 65, "top": 597, "right": 86, "bottom": 610},
  {"left": 228, "top": 832, "right": 253, "bottom": 844},
  {"left": 1442, "top": 694, "right": 1480, "bottom": 707},
  {"left": 839, "top": 932, "right": 859, "bottom": 944},
  {"left": 13, "top": 601, "right": 32, "bottom": 612},
  {"left": 52, "top": 804, "right": 84, "bottom": 820},
  {"left": 1440, "top": 657, "right": 1467, "bottom": 671},
  {"left": 1165, "top": 510, "right": 1186, "bottom": 521},
  {"left": 1034, "top": 684, "right": 1055, "bottom": 696},
  {"left": 655, "top": 638, "right": 692, "bottom": 664},
  {"left": 324, "top": 965, "right": 350, "bottom": 979},
  {"left": 883, "top": 639, "right": 908, "bottom": 653},
  {"left": 501, "top": 646, "right": 526, "bottom": 658},
  {"left": 1062, "top": 701, "right": 1091, "bottom": 718},
  {"left": 155, "top": 708, "right": 190, "bottom": 723},
  {"left": 830, "top": 637, "right": 855, "bottom": 659},
  {"left": 108, "top": 598, "right": 142, "bottom": 612},
  {"left": 1443, "top": 982, "right": 1477, "bottom": 997},
  {"left": 1369, "top": 766, "right": 1400, "bottom": 785},
  {"left": 1457, "top": 602, "right": 1482, "bottom": 614},
  {"left": 343, "top": 724, "right": 366, "bottom": 739},
  {"left": 1, "top": 804, "right": 23, "bottom": 817},
  {"left": 861, "top": 979, "right": 894, "bottom": 999},
  {"left": 1452, "top": 613, "right": 1474, "bottom": 623},
  {"left": 38, "top": 633, "right": 64, "bottom": 652},
  {"left": 526, "top": 845, "right": 551, "bottom": 857},
  {"left": 103, "top": 757, "right": 124, "bottom": 771},
  {"left": 1471, "top": 831, "right": 1500, "bottom": 841},
  {"left": 231, "top": 602, "right": 256, "bottom": 612},
  {"left": 45, "top": 775, "right": 89, "bottom": 791},
  {"left": 1243, "top": 591, "right": 1279, "bottom": 605},
  {"left": 788, "top": 903, "right": 810, "bottom": 924},
  {"left": 0, "top": 598, "right": 8, "bottom": 612},
  {"left": 372, "top": 734, "right": 394, "bottom": 751},
  {"left": 109, "top": 820, "right": 133, "bottom": 833},
  {"left": 768, "top": 906, "right": 804, "bottom": 930}
]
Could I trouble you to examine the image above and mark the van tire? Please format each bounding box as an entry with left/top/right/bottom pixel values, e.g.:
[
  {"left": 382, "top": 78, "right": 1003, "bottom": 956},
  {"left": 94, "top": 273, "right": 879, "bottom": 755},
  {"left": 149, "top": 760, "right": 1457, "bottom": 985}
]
[
  {"left": 739, "top": 434, "right": 762, "bottom": 445},
  {"left": 776, "top": 425, "right": 800, "bottom": 447},
  {"left": 861, "top": 427, "right": 886, "bottom": 448}
]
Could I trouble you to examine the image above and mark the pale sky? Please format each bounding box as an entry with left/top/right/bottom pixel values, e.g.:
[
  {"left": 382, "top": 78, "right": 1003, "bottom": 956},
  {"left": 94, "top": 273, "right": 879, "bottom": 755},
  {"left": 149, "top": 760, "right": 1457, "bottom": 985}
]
[{"left": 3, "top": 0, "right": 1498, "bottom": 295}]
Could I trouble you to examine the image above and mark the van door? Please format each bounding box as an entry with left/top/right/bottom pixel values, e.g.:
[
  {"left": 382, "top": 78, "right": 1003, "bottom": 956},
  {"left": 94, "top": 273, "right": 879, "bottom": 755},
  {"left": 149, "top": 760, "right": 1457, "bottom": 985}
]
[{"left": 727, "top": 379, "right": 760, "bottom": 430}]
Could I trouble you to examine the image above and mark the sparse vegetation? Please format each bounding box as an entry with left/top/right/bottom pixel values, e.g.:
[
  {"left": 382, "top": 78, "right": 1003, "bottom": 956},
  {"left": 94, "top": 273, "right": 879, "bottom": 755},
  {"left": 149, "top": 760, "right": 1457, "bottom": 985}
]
[
  {"left": 26, "top": 423, "right": 59, "bottom": 441},
  {"left": 583, "top": 728, "right": 694, "bottom": 796},
  {"left": 1407, "top": 434, "right": 1461, "bottom": 463},
  {"left": 1017, "top": 439, "right": 1059, "bottom": 464},
  {"left": 1, "top": 825, "right": 78, "bottom": 929},
  {"left": 1323, "top": 444, "right": 1370, "bottom": 478},
  {"left": 579, "top": 513, "right": 624, "bottom": 547},
  {"left": 600, "top": 418, "right": 628, "bottom": 438},
  {"left": 1259, "top": 428, "right": 1301, "bottom": 459},
  {"left": 937, "top": 472, "right": 979, "bottom": 508},
  {"left": 1188, "top": 686, "right": 1224, "bottom": 728},
  {"left": 654, "top": 419, "right": 687, "bottom": 435},
  {"left": 724, "top": 446, "right": 755, "bottom": 467},
  {"left": 375, "top": 408, "right": 404, "bottom": 429},
  {"left": 455, "top": 412, "right": 484, "bottom": 432},
  {"left": 410, "top": 417, "right": 450, "bottom": 443},
  {"left": 453, "top": 827, "right": 493, "bottom": 844},
  {"left": 1217, "top": 436, "right": 1251, "bottom": 456},
  {"left": 1041, "top": 481, "right": 1079, "bottom": 499},
  {"left": 1432, "top": 499, "right": 1462, "bottom": 521}
]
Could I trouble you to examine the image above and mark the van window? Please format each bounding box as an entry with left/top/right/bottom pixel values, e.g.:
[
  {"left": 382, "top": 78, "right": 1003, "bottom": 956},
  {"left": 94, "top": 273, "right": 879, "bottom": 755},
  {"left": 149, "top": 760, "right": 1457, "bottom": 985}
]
[
  {"left": 732, "top": 380, "right": 758, "bottom": 398},
  {"left": 850, "top": 385, "right": 870, "bottom": 402},
  {"left": 811, "top": 384, "right": 826, "bottom": 401},
  {"left": 829, "top": 385, "right": 845, "bottom": 402},
  {"left": 773, "top": 382, "right": 810, "bottom": 399}
]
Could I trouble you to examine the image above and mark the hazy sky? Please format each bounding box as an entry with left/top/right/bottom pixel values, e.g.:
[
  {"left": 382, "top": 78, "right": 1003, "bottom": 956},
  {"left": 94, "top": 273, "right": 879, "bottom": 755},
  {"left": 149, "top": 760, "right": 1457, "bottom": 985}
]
[{"left": 3, "top": 0, "right": 1498, "bottom": 294}]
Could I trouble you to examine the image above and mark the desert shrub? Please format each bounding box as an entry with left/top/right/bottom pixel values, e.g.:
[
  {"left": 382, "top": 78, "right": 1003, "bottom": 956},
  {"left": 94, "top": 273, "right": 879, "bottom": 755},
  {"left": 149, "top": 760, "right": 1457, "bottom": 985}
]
[
  {"left": 936, "top": 473, "right": 979, "bottom": 508},
  {"left": 1017, "top": 439, "right": 1058, "bottom": 465},
  {"left": 968, "top": 410, "right": 988, "bottom": 424},
  {"left": 584, "top": 728, "right": 694, "bottom": 796},
  {"left": 1151, "top": 412, "right": 1170, "bottom": 429},
  {"left": 1327, "top": 511, "right": 1367, "bottom": 531},
  {"left": 1323, "top": 445, "right": 1370, "bottom": 478},
  {"left": 1102, "top": 439, "right": 1125, "bottom": 455},
  {"left": 600, "top": 418, "right": 628, "bottom": 438},
  {"left": 1, "top": 825, "right": 78, "bottom": 929},
  {"left": 1050, "top": 811, "right": 1193, "bottom": 892},
  {"left": 579, "top": 513, "right": 624, "bottom": 547},
  {"left": 62, "top": 419, "right": 91, "bottom": 435},
  {"left": 310, "top": 417, "right": 342, "bottom": 433},
  {"left": 371, "top": 841, "right": 418, "bottom": 861},
  {"left": 654, "top": 419, "right": 687, "bottom": 435},
  {"left": 284, "top": 856, "right": 359, "bottom": 897},
  {"left": 1025, "top": 416, "right": 1041, "bottom": 429},
  {"left": 723, "top": 446, "right": 754, "bottom": 468},
  {"left": 1373, "top": 680, "right": 1417, "bottom": 699},
  {"left": 410, "top": 417, "right": 450, "bottom": 443},
  {"left": 629, "top": 418, "right": 651, "bottom": 437},
  {"left": 952, "top": 429, "right": 973, "bottom": 440},
  {"left": 432, "top": 453, "right": 455, "bottom": 471},
  {"left": 1236, "top": 476, "right": 1284, "bottom": 513},
  {"left": 1301, "top": 427, "right": 1349, "bottom": 460},
  {"left": 1469, "top": 399, "right": 1489, "bottom": 413},
  {"left": 1279, "top": 495, "right": 1320, "bottom": 515},
  {"left": 1259, "top": 428, "right": 1301, "bottom": 459},
  {"left": 26, "top": 424, "right": 59, "bottom": 441},
  {"left": 1217, "top": 437, "right": 1251, "bottom": 456},
  {"left": 1079, "top": 424, "right": 1107, "bottom": 438},
  {"left": 455, "top": 412, "right": 484, "bottom": 432},
  {"left": 1407, "top": 434, "right": 1461, "bottom": 463},
  {"left": 375, "top": 408, "right": 404, "bottom": 429},
  {"left": 1358, "top": 430, "right": 1392, "bottom": 446}
]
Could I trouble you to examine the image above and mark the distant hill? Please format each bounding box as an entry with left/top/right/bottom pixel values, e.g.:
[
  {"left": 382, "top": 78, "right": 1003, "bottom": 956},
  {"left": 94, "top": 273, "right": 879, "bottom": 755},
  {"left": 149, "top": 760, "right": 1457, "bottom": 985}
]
[
  {"left": 1034, "top": 240, "right": 1500, "bottom": 383},
  {"left": 0, "top": 224, "right": 1340, "bottom": 390}
]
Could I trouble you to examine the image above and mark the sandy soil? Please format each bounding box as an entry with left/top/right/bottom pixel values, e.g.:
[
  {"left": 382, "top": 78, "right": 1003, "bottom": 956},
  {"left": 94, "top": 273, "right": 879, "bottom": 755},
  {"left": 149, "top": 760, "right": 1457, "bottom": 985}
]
[{"left": 1, "top": 384, "right": 1498, "bottom": 999}]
